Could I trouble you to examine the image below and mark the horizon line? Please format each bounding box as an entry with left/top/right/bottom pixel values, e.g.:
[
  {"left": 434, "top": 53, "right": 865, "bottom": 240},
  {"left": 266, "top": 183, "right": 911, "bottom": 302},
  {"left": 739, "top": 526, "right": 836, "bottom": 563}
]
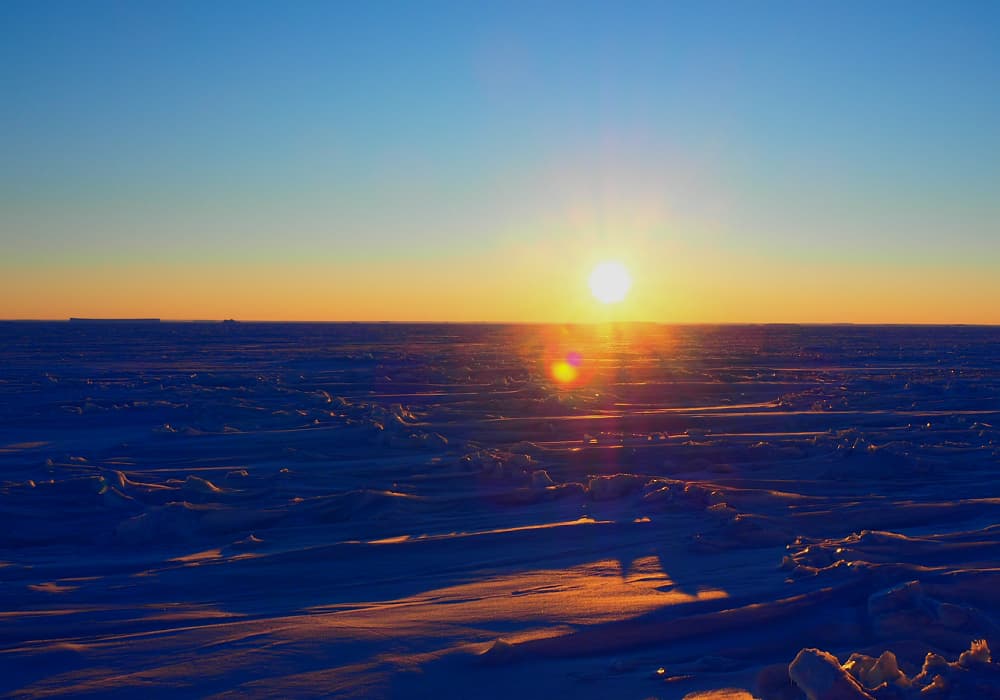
[{"left": 1, "top": 318, "right": 999, "bottom": 328}]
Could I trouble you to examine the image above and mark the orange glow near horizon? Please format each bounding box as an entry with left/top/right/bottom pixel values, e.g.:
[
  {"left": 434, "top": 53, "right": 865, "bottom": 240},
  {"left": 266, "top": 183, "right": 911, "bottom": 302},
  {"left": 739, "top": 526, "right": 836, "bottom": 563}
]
[{"left": 1, "top": 255, "right": 999, "bottom": 324}]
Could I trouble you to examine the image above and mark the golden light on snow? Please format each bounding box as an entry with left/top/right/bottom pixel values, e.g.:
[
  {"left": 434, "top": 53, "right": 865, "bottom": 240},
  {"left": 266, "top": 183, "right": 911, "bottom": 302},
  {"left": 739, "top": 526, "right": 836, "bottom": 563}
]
[{"left": 589, "top": 261, "right": 632, "bottom": 304}]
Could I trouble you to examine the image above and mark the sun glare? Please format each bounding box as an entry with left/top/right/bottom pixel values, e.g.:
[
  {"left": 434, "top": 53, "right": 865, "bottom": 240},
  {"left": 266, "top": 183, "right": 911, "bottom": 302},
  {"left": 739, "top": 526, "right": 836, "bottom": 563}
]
[{"left": 589, "top": 261, "right": 632, "bottom": 304}]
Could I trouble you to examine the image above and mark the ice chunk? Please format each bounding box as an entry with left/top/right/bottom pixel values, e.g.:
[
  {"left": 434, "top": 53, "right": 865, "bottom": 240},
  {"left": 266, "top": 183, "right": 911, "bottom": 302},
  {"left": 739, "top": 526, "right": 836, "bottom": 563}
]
[
  {"left": 958, "top": 639, "right": 991, "bottom": 667},
  {"left": 844, "top": 650, "right": 905, "bottom": 689},
  {"left": 587, "top": 473, "right": 644, "bottom": 500},
  {"left": 788, "top": 648, "right": 875, "bottom": 700}
]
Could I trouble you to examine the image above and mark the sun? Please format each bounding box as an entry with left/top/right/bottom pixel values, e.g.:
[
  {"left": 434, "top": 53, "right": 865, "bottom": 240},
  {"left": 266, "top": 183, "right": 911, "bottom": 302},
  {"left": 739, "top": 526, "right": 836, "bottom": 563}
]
[{"left": 589, "top": 261, "right": 632, "bottom": 304}]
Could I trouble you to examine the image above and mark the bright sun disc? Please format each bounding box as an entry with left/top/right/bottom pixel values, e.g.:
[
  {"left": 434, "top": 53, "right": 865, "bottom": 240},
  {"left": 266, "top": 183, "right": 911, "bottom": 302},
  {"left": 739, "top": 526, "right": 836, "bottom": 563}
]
[{"left": 589, "top": 261, "right": 632, "bottom": 304}]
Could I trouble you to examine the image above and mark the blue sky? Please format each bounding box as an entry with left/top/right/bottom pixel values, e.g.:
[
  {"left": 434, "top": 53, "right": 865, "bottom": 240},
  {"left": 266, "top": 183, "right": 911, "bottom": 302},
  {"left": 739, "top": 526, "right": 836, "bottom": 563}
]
[{"left": 2, "top": 1, "right": 998, "bottom": 320}]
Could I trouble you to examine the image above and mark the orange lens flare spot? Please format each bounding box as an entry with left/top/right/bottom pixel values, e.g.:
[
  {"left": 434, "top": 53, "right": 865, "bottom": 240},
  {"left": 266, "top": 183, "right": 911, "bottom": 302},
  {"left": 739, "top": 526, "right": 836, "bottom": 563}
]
[{"left": 550, "top": 360, "right": 578, "bottom": 384}]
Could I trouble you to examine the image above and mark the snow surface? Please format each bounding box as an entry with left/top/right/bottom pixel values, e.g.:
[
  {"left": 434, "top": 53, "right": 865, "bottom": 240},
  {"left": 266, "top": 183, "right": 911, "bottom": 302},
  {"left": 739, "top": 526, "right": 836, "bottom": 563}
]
[{"left": 1, "top": 322, "right": 998, "bottom": 698}]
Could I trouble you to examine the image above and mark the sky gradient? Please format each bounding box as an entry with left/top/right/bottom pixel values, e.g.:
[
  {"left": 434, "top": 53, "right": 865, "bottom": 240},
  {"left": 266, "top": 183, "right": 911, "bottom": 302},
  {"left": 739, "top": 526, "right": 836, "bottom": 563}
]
[{"left": 2, "top": 1, "right": 998, "bottom": 322}]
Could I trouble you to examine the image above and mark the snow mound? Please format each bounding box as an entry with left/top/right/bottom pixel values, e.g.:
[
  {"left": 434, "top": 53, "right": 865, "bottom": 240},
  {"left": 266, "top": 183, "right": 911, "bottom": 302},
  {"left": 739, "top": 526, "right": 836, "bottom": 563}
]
[
  {"left": 531, "top": 469, "right": 554, "bottom": 487},
  {"left": 183, "top": 475, "right": 223, "bottom": 494}
]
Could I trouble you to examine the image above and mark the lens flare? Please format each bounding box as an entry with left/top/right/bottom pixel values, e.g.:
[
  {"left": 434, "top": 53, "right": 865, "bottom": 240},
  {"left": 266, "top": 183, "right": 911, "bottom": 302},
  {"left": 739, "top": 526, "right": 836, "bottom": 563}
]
[{"left": 551, "top": 359, "right": 578, "bottom": 383}]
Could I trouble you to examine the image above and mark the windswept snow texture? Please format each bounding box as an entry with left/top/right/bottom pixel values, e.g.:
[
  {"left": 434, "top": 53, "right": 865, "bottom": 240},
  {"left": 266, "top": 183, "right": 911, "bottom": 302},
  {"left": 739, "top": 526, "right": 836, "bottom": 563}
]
[{"left": 1, "top": 322, "right": 999, "bottom": 699}]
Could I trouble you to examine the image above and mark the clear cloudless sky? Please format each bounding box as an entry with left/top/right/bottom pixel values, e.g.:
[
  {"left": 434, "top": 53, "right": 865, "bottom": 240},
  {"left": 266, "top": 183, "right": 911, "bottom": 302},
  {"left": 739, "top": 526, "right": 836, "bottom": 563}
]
[{"left": 1, "top": 0, "right": 998, "bottom": 322}]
